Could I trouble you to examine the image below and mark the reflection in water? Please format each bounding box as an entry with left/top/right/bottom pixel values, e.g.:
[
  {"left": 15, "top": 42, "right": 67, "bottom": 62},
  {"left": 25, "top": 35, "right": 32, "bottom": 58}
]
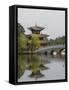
[
  {"left": 18, "top": 54, "right": 65, "bottom": 82},
  {"left": 18, "top": 55, "right": 27, "bottom": 78},
  {"left": 28, "top": 55, "right": 48, "bottom": 80}
]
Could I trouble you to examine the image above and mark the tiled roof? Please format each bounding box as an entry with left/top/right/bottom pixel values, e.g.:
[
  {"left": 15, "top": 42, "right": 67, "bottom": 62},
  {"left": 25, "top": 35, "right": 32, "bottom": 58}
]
[{"left": 28, "top": 25, "right": 45, "bottom": 31}]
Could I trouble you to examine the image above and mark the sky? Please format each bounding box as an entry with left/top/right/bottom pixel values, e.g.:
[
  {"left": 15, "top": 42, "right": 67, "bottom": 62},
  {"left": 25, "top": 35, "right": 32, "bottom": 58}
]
[{"left": 18, "top": 8, "right": 65, "bottom": 39}]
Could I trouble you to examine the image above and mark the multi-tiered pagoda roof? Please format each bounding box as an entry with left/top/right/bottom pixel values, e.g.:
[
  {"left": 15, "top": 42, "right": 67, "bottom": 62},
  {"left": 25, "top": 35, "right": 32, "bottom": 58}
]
[
  {"left": 27, "top": 24, "right": 49, "bottom": 46},
  {"left": 28, "top": 24, "right": 45, "bottom": 31}
]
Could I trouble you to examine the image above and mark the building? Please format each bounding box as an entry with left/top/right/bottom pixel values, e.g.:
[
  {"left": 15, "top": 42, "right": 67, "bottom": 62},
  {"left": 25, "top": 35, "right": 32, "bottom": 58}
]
[{"left": 27, "top": 24, "right": 49, "bottom": 47}]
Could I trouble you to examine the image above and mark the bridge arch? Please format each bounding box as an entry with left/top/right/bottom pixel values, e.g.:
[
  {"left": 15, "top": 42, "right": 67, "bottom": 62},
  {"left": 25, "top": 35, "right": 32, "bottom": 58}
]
[
  {"left": 59, "top": 48, "right": 65, "bottom": 55},
  {"left": 44, "top": 51, "right": 48, "bottom": 55},
  {"left": 50, "top": 50, "right": 57, "bottom": 55}
]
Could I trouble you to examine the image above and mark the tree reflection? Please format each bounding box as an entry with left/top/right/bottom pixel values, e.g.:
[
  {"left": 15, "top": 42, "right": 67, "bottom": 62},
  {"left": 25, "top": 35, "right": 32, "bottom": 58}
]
[
  {"left": 28, "top": 55, "right": 49, "bottom": 79},
  {"left": 18, "top": 54, "right": 49, "bottom": 80},
  {"left": 18, "top": 55, "right": 27, "bottom": 78}
]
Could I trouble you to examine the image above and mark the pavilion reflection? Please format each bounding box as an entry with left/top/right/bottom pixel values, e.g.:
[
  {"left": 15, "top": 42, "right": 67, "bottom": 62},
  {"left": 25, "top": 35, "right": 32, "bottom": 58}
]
[
  {"left": 18, "top": 54, "right": 49, "bottom": 79},
  {"left": 27, "top": 54, "right": 49, "bottom": 79}
]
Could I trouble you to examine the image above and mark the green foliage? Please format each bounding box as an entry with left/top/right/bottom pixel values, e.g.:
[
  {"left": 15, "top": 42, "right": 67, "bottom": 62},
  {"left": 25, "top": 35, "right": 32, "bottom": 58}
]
[
  {"left": 18, "top": 23, "right": 29, "bottom": 53},
  {"left": 48, "top": 36, "right": 65, "bottom": 46},
  {"left": 18, "top": 33, "right": 28, "bottom": 50},
  {"left": 31, "top": 34, "right": 40, "bottom": 50}
]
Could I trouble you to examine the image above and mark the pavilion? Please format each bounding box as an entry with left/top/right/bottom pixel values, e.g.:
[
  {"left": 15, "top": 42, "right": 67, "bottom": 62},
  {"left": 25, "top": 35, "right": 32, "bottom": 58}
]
[{"left": 27, "top": 24, "right": 49, "bottom": 47}]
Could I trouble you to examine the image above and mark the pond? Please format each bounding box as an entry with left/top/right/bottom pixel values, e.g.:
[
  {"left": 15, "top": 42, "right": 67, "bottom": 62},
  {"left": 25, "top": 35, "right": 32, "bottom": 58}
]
[{"left": 18, "top": 54, "right": 65, "bottom": 82}]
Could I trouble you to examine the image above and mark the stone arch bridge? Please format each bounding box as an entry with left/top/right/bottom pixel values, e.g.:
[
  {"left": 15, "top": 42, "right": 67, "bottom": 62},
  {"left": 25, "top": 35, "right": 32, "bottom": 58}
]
[{"left": 35, "top": 44, "right": 65, "bottom": 55}]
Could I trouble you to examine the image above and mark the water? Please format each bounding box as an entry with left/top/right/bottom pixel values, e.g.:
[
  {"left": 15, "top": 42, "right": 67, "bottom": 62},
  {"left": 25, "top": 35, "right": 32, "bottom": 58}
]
[{"left": 18, "top": 54, "right": 65, "bottom": 82}]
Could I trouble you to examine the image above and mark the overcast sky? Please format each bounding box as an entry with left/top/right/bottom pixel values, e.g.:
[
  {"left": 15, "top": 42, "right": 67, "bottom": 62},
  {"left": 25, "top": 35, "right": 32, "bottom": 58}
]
[{"left": 18, "top": 8, "right": 65, "bottom": 39}]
